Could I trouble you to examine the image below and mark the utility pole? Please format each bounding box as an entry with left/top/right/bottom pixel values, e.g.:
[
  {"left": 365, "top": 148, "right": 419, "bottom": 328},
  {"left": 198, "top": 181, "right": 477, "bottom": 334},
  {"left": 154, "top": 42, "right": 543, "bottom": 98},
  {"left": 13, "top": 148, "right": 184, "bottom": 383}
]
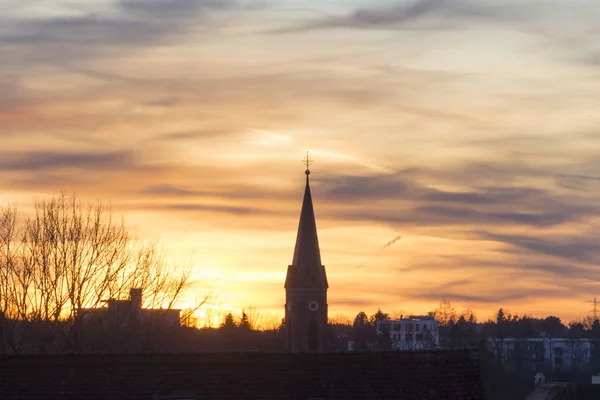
[{"left": 589, "top": 297, "right": 598, "bottom": 321}]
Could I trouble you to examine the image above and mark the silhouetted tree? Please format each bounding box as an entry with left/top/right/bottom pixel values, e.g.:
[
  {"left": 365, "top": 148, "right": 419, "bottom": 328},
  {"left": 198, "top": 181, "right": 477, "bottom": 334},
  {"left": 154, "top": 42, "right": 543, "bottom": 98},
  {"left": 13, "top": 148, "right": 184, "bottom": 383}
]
[
  {"left": 352, "top": 311, "right": 371, "bottom": 350},
  {"left": 540, "top": 316, "right": 565, "bottom": 338},
  {"left": 239, "top": 310, "right": 251, "bottom": 330},
  {"left": 221, "top": 313, "right": 236, "bottom": 330},
  {"left": 0, "top": 194, "right": 198, "bottom": 354},
  {"left": 513, "top": 315, "right": 535, "bottom": 338},
  {"left": 447, "top": 311, "right": 479, "bottom": 347},
  {"left": 461, "top": 308, "right": 477, "bottom": 324},
  {"left": 370, "top": 309, "right": 389, "bottom": 324},
  {"left": 434, "top": 300, "right": 457, "bottom": 326},
  {"left": 569, "top": 322, "right": 586, "bottom": 338},
  {"left": 329, "top": 313, "right": 352, "bottom": 326},
  {"left": 241, "top": 306, "right": 267, "bottom": 330}
]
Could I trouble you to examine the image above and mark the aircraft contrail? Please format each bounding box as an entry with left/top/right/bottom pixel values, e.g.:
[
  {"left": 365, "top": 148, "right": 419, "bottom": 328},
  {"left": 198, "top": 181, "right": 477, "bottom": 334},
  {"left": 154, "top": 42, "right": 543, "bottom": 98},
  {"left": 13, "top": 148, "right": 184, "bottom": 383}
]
[
  {"left": 357, "top": 234, "right": 403, "bottom": 268},
  {"left": 383, "top": 235, "right": 403, "bottom": 249}
]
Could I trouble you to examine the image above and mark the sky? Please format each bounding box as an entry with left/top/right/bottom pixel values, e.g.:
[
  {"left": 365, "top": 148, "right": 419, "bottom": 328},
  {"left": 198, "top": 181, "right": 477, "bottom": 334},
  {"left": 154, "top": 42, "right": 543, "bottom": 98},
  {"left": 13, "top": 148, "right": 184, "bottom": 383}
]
[{"left": 2, "top": 0, "right": 600, "bottom": 325}]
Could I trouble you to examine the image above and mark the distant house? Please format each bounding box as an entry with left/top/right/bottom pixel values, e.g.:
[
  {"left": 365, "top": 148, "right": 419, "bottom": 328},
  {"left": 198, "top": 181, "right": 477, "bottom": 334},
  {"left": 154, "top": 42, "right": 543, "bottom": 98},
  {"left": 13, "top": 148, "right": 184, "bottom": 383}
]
[
  {"left": 77, "top": 288, "right": 180, "bottom": 331},
  {"left": 376, "top": 315, "right": 440, "bottom": 350},
  {"left": 487, "top": 337, "right": 594, "bottom": 372}
]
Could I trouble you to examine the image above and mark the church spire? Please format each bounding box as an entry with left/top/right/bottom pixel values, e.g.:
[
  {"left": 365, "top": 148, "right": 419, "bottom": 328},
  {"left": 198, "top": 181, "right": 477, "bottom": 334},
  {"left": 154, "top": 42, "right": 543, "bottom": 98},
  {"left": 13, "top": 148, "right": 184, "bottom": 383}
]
[
  {"left": 284, "top": 152, "right": 329, "bottom": 352},
  {"left": 285, "top": 152, "right": 328, "bottom": 290},
  {"left": 291, "top": 162, "right": 322, "bottom": 268}
]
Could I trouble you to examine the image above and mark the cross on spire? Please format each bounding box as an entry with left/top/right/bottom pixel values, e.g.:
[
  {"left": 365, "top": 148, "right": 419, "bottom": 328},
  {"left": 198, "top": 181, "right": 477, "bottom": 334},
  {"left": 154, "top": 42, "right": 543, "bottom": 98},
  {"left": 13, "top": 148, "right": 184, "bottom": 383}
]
[{"left": 303, "top": 151, "right": 313, "bottom": 175}]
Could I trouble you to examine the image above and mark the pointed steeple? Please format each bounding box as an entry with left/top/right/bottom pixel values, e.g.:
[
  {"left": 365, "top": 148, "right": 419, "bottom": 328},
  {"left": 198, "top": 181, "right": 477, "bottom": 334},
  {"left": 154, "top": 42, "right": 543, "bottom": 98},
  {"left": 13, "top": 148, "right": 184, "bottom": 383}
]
[
  {"left": 292, "top": 169, "right": 322, "bottom": 268},
  {"left": 285, "top": 154, "right": 328, "bottom": 290},
  {"left": 284, "top": 152, "right": 329, "bottom": 352}
]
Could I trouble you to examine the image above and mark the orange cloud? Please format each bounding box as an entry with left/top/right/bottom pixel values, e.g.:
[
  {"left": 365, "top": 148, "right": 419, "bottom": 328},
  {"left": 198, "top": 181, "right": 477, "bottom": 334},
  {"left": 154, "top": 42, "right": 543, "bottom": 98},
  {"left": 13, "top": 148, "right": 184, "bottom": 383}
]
[{"left": 2, "top": 0, "right": 600, "bottom": 323}]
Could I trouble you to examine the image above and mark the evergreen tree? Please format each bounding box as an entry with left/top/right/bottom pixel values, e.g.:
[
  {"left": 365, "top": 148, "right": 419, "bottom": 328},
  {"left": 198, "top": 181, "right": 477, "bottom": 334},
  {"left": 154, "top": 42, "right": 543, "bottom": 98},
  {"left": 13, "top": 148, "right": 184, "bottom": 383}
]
[{"left": 239, "top": 310, "right": 251, "bottom": 330}]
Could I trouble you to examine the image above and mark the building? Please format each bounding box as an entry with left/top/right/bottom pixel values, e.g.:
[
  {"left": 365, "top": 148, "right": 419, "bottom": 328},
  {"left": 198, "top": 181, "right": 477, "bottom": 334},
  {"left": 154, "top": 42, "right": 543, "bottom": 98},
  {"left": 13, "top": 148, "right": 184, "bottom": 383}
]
[
  {"left": 0, "top": 350, "right": 485, "bottom": 400},
  {"left": 487, "top": 337, "right": 594, "bottom": 372},
  {"left": 78, "top": 288, "right": 181, "bottom": 331},
  {"left": 376, "top": 315, "right": 440, "bottom": 350},
  {"left": 284, "top": 162, "right": 329, "bottom": 352}
]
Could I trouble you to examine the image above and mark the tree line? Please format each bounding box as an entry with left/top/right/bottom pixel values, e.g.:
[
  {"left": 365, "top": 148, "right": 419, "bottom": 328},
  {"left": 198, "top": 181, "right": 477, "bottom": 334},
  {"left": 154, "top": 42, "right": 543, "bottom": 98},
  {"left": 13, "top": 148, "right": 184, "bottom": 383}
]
[{"left": 323, "top": 300, "right": 600, "bottom": 351}]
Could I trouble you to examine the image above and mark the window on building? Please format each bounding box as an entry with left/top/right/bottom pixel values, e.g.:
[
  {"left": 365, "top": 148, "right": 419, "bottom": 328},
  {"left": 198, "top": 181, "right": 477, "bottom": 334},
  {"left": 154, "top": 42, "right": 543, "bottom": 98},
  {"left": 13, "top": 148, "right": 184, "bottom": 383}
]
[
  {"left": 406, "top": 333, "right": 413, "bottom": 341},
  {"left": 393, "top": 324, "right": 401, "bottom": 332},
  {"left": 554, "top": 347, "right": 563, "bottom": 356},
  {"left": 416, "top": 324, "right": 420, "bottom": 332},
  {"left": 415, "top": 333, "right": 423, "bottom": 342},
  {"left": 554, "top": 347, "right": 563, "bottom": 367}
]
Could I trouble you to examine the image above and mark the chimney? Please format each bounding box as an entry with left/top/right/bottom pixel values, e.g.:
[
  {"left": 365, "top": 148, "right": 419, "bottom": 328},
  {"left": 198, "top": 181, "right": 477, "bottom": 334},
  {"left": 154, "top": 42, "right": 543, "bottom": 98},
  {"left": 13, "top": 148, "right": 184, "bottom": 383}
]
[{"left": 130, "top": 288, "right": 142, "bottom": 311}]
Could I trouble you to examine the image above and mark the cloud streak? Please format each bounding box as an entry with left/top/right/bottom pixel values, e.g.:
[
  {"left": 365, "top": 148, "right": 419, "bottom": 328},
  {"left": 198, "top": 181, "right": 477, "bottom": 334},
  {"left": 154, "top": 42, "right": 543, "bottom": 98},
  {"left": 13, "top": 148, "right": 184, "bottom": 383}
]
[
  {"left": 0, "top": 150, "right": 134, "bottom": 171},
  {"left": 275, "top": 0, "right": 532, "bottom": 33},
  {"left": 1, "top": 0, "right": 237, "bottom": 62},
  {"left": 1, "top": 0, "right": 600, "bottom": 321},
  {"left": 476, "top": 231, "right": 600, "bottom": 265}
]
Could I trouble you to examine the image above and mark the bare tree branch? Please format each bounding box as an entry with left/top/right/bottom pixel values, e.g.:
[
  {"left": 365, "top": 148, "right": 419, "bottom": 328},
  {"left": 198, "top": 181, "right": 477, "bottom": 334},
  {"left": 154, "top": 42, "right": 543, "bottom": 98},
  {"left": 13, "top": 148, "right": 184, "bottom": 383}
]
[{"left": 0, "top": 193, "right": 202, "bottom": 353}]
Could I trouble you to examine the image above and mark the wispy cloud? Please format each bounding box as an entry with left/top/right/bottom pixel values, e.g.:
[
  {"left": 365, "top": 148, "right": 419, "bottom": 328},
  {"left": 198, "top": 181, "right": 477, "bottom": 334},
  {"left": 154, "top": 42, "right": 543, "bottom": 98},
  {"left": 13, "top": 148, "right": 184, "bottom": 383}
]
[
  {"left": 1, "top": 0, "right": 599, "bottom": 320},
  {"left": 275, "top": 0, "right": 599, "bottom": 34},
  {"left": 476, "top": 231, "right": 600, "bottom": 265},
  {"left": 274, "top": 0, "right": 531, "bottom": 33},
  {"left": 0, "top": 0, "right": 238, "bottom": 64},
  {"left": 0, "top": 150, "right": 134, "bottom": 171}
]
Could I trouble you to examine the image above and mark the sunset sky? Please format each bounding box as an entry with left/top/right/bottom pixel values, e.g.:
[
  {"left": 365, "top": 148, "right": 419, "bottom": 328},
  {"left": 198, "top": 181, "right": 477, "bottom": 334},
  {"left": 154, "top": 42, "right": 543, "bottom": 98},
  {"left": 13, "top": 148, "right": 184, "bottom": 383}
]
[{"left": 2, "top": 0, "right": 600, "bottom": 324}]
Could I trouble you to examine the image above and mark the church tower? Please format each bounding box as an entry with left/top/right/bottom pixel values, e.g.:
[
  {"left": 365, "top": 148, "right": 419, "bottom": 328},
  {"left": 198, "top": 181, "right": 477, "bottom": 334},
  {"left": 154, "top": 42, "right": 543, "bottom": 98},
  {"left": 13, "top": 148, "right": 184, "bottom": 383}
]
[{"left": 284, "top": 155, "right": 329, "bottom": 352}]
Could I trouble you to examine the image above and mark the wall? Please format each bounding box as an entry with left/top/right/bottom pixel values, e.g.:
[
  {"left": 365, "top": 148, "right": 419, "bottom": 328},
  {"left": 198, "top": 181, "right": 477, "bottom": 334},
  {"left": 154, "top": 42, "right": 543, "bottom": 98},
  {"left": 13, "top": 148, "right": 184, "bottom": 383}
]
[{"left": 0, "top": 350, "right": 483, "bottom": 400}]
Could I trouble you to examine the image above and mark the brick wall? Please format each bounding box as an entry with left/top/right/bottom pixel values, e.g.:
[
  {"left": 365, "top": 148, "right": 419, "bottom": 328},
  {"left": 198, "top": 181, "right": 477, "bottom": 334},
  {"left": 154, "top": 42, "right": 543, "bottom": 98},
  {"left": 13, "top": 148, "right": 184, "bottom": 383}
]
[{"left": 0, "top": 350, "right": 484, "bottom": 400}]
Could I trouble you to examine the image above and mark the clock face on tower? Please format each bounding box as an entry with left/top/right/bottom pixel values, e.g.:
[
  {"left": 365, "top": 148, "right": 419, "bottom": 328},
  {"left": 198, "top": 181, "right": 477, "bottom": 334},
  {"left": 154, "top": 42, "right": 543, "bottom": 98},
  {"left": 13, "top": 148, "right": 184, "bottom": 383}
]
[{"left": 308, "top": 301, "right": 319, "bottom": 311}]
